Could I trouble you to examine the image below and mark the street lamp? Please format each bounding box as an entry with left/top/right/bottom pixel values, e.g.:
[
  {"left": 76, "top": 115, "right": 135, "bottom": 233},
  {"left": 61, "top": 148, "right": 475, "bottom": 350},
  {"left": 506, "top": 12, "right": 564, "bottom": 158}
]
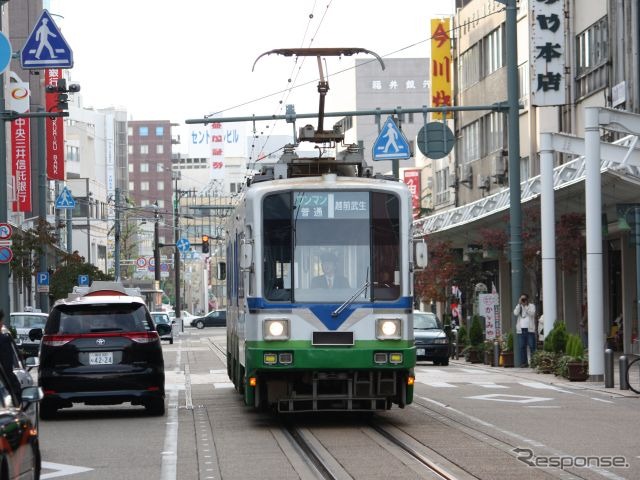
[{"left": 153, "top": 201, "right": 161, "bottom": 286}]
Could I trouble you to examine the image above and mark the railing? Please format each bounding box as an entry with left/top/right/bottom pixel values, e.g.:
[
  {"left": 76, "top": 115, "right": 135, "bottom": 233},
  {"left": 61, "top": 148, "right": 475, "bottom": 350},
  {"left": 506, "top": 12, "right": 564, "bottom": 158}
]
[{"left": 413, "top": 135, "right": 640, "bottom": 237}]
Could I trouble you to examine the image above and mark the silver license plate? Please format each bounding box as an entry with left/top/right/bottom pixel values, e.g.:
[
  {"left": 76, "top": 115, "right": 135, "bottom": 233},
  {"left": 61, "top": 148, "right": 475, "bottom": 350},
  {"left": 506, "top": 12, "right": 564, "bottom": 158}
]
[
  {"left": 89, "top": 352, "right": 113, "bottom": 365},
  {"left": 417, "top": 348, "right": 425, "bottom": 356}
]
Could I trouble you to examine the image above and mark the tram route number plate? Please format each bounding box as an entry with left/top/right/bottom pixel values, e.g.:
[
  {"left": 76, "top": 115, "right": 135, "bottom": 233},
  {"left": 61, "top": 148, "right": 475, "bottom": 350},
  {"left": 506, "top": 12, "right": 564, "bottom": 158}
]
[
  {"left": 89, "top": 352, "right": 113, "bottom": 365},
  {"left": 416, "top": 348, "right": 425, "bottom": 356}
]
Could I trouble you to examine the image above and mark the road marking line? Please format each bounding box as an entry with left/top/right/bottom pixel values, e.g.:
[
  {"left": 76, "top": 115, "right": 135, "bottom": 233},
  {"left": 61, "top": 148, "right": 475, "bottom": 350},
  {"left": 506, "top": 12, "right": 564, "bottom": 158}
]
[
  {"left": 161, "top": 347, "right": 181, "bottom": 480},
  {"left": 474, "top": 382, "right": 509, "bottom": 389},
  {"left": 591, "top": 397, "right": 614, "bottom": 404},
  {"left": 41, "top": 461, "right": 93, "bottom": 479},
  {"left": 423, "top": 381, "right": 457, "bottom": 388},
  {"left": 518, "top": 381, "right": 575, "bottom": 394}
]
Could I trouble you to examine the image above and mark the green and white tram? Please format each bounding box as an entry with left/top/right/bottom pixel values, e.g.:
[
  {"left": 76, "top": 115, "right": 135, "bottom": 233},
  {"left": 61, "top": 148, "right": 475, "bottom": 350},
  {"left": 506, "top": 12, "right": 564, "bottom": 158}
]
[
  {"left": 223, "top": 163, "right": 426, "bottom": 412},
  {"left": 220, "top": 47, "right": 427, "bottom": 412}
]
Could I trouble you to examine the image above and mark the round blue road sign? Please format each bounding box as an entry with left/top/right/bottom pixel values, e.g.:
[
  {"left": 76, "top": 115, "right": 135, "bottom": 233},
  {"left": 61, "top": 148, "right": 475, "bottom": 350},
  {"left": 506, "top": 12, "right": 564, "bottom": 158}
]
[
  {"left": 0, "top": 246, "right": 13, "bottom": 264},
  {"left": 0, "top": 32, "right": 11, "bottom": 74}
]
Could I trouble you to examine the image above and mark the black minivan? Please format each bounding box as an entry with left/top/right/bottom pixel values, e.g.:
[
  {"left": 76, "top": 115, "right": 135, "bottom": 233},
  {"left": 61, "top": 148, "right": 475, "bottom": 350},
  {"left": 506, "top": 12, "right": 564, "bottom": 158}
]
[{"left": 31, "top": 282, "right": 172, "bottom": 419}]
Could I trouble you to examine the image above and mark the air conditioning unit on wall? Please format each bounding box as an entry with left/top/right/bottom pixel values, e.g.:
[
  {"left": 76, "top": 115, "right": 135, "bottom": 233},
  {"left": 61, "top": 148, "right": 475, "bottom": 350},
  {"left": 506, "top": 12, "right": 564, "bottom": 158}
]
[
  {"left": 491, "top": 151, "right": 508, "bottom": 185},
  {"left": 458, "top": 165, "right": 472, "bottom": 188}
]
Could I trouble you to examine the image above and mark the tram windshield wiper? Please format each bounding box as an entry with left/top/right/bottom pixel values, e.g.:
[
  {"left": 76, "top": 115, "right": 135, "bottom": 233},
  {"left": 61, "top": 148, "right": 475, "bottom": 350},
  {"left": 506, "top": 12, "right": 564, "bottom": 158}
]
[{"left": 331, "top": 268, "right": 369, "bottom": 317}]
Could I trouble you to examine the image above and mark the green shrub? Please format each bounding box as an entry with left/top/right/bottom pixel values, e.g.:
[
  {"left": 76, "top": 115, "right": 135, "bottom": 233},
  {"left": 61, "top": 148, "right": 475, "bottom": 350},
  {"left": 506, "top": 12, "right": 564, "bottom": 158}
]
[
  {"left": 457, "top": 325, "right": 468, "bottom": 346},
  {"left": 565, "top": 333, "right": 584, "bottom": 360},
  {"left": 543, "top": 321, "right": 567, "bottom": 353},
  {"left": 469, "top": 315, "right": 484, "bottom": 346},
  {"left": 531, "top": 350, "right": 558, "bottom": 373}
]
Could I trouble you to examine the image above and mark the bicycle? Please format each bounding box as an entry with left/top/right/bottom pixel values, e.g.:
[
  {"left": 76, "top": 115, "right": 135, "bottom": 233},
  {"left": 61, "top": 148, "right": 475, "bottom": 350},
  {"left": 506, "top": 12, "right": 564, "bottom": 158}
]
[{"left": 625, "top": 355, "right": 640, "bottom": 394}]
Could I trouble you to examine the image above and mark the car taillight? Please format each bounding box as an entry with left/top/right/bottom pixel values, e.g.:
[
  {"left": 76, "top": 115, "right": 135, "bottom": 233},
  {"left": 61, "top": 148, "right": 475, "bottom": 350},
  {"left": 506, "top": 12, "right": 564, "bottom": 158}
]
[
  {"left": 124, "top": 332, "right": 159, "bottom": 344},
  {"left": 42, "top": 335, "right": 75, "bottom": 346}
]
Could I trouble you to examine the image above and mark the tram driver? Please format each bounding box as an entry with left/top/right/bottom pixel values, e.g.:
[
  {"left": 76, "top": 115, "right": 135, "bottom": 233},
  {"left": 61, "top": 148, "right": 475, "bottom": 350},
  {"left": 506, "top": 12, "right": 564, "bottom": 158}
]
[{"left": 311, "top": 252, "right": 350, "bottom": 289}]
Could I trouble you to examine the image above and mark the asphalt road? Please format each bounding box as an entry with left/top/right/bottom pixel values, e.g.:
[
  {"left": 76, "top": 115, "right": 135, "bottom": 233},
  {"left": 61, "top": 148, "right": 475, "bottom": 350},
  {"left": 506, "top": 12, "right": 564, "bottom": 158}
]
[{"left": 36, "top": 329, "right": 640, "bottom": 479}]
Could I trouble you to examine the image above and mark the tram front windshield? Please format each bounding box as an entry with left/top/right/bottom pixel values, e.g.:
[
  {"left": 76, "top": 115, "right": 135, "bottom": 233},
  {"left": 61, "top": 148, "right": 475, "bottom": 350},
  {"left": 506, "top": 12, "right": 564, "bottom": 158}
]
[{"left": 263, "top": 190, "right": 401, "bottom": 302}]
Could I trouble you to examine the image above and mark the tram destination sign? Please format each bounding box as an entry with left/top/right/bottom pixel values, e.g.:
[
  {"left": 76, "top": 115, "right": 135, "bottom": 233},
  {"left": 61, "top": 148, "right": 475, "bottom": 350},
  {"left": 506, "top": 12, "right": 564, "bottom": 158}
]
[{"left": 294, "top": 192, "right": 368, "bottom": 219}]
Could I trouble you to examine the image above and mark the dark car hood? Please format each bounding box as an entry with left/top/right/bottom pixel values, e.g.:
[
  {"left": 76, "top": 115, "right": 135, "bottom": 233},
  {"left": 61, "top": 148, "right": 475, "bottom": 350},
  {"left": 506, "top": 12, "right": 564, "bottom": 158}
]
[{"left": 414, "top": 330, "right": 447, "bottom": 341}]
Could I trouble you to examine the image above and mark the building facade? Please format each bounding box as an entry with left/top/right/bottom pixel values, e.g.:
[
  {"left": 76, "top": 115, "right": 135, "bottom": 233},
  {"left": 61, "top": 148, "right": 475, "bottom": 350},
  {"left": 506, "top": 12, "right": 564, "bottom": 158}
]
[{"left": 416, "top": 0, "right": 640, "bottom": 354}]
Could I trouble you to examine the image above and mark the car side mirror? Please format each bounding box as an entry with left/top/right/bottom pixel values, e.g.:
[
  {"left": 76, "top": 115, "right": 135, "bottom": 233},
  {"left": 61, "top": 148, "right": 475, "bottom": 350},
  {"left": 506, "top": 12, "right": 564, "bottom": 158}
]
[
  {"left": 21, "top": 386, "right": 43, "bottom": 407},
  {"left": 25, "top": 356, "right": 39, "bottom": 370},
  {"left": 414, "top": 240, "right": 428, "bottom": 269},
  {"left": 28, "top": 328, "right": 43, "bottom": 341},
  {"left": 217, "top": 262, "right": 227, "bottom": 281}
]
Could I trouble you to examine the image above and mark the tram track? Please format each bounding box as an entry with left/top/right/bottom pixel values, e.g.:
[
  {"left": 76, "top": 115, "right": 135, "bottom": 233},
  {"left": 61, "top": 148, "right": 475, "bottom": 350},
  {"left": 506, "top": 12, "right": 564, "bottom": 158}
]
[
  {"left": 206, "top": 335, "right": 228, "bottom": 365},
  {"left": 276, "top": 418, "right": 474, "bottom": 480}
]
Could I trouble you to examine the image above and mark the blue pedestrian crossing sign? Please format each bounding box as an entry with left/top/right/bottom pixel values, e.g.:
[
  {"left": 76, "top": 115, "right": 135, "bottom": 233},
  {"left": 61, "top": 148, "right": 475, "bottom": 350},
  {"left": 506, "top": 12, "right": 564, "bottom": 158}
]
[
  {"left": 55, "top": 186, "right": 76, "bottom": 209},
  {"left": 21, "top": 10, "right": 74, "bottom": 69},
  {"left": 372, "top": 116, "right": 411, "bottom": 161}
]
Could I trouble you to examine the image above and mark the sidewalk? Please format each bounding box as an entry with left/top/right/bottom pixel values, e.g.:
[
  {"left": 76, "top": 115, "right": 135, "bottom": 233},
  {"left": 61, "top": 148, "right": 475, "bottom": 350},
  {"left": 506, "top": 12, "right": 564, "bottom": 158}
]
[{"left": 448, "top": 353, "right": 640, "bottom": 398}]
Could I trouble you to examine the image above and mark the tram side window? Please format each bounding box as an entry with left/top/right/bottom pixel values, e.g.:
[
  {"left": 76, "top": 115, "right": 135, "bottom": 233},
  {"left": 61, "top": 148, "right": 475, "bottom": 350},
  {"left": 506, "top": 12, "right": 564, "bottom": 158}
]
[
  {"left": 263, "top": 193, "right": 292, "bottom": 301},
  {"left": 372, "top": 192, "right": 401, "bottom": 300}
]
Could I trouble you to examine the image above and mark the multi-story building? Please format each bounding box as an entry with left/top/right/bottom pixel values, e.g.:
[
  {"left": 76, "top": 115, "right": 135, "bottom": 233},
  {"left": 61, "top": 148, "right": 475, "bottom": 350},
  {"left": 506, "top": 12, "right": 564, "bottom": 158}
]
[
  {"left": 352, "top": 58, "right": 432, "bottom": 176},
  {"left": 127, "top": 120, "right": 176, "bottom": 254},
  {"left": 415, "top": 0, "right": 640, "bottom": 353}
]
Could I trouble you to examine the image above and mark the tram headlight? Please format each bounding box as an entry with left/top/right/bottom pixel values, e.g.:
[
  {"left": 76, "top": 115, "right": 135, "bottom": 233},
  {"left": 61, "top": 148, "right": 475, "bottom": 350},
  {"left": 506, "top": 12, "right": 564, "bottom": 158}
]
[
  {"left": 264, "top": 318, "right": 289, "bottom": 340},
  {"left": 376, "top": 318, "right": 401, "bottom": 340}
]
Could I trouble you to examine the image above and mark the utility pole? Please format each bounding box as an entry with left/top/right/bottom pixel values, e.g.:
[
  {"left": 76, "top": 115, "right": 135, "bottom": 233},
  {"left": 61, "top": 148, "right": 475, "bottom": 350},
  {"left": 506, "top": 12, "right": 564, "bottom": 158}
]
[
  {"left": 153, "top": 201, "right": 161, "bottom": 287},
  {"left": 173, "top": 172, "right": 182, "bottom": 331},
  {"left": 114, "top": 187, "right": 121, "bottom": 280},
  {"left": 0, "top": 15, "right": 7, "bottom": 316},
  {"left": 502, "top": 0, "right": 524, "bottom": 367},
  {"left": 37, "top": 115, "right": 49, "bottom": 312}
]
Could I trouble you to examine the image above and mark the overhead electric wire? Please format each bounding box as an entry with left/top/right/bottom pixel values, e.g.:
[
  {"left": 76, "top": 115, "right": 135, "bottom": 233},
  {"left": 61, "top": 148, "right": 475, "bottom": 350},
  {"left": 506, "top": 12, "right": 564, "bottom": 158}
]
[{"left": 210, "top": 6, "right": 505, "bottom": 121}]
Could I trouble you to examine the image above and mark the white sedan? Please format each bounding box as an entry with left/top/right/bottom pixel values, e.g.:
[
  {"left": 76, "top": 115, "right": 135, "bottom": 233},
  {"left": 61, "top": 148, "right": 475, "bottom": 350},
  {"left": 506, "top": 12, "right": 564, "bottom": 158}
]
[{"left": 180, "top": 310, "right": 197, "bottom": 322}]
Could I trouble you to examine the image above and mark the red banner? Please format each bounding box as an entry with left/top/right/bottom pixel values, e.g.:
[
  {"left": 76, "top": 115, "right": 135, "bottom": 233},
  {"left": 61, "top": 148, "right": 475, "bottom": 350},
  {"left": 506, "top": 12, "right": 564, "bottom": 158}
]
[
  {"left": 403, "top": 169, "right": 421, "bottom": 216},
  {"left": 45, "top": 69, "right": 65, "bottom": 180},
  {"left": 11, "top": 117, "right": 31, "bottom": 212}
]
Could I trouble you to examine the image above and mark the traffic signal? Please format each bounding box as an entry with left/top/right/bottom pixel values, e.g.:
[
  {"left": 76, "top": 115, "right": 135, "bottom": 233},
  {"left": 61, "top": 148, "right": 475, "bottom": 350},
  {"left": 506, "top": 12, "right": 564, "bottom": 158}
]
[
  {"left": 202, "top": 234, "right": 210, "bottom": 254},
  {"left": 45, "top": 78, "right": 81, "bottom": 112}
]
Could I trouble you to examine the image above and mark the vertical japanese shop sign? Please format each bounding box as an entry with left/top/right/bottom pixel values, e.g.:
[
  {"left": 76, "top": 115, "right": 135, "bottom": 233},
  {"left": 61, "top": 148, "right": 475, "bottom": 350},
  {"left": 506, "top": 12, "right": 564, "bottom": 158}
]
[
  {"left": 430, "top": 18, "right": 453, "bottom": 119},
  {"left": 403, "top": 169, "right": 421, "bottom": 217},
  {"left": 8, "top": 77, "right": 32, "bottom": 212},
  {"left": 530, "top": 0, "right": 566, "bottom": 106},
  {"left": 11, "top": 118, "right": 31, "bottom": 212},
  {"left": 479, "top": 293, "right": 501, "bottom": 339},
  {"left": 45, "top": 69, "right": 65, "bottom": 180},
  {"left": 209, "top": 122, "right": 225, "bottom": 180}
]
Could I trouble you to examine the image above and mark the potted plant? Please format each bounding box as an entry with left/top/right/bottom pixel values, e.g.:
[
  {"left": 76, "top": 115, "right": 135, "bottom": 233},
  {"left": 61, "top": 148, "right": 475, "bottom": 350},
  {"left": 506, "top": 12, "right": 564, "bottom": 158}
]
[
  {"left": 499, "top": 332, "right": 514, "bottom": 367},
  {"left": 465, "top": 315, "right": 484, "bottom": 363},
  {"left": 531, "top": 321, "right": 565, "bottom": 374},
  {"left": 530, "top": 350, "right": 558, "bottom": 374},
  {"left": 558, "top": 333, "right": 589, "bottom": 381}
]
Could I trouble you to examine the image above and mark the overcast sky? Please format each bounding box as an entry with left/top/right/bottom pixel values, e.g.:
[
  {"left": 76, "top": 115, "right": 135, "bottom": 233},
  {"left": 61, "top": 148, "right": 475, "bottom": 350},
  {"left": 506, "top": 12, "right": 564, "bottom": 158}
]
[{"left": 47, "top": 0, "right": 454, "bottom": 139}]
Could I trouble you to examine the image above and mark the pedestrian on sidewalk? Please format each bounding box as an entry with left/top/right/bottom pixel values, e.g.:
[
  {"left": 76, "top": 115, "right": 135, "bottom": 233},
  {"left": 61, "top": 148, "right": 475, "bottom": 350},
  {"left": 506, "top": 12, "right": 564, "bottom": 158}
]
[{"left": 514, "top": 293, "right": 536, "bottom": 367}]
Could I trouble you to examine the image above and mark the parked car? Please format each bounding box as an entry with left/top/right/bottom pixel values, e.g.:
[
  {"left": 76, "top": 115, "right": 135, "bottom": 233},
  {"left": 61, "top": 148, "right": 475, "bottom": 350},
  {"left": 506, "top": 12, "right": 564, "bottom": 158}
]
[
  {"left": 190, "top": 309, "right": 226, "bottom": 328},
  {"left": 413, "top": 310, "right": 450, "bottom": 366},
  {"left": 0, "top": 359, "right": 43, "bottom": 480},
  {"left": 1, "top": 325, "right": 40, "bottom": 426},
  {"left": 9, "top": 311, "right": 48, "bottom": 357},
  {"left": 150, "top": 311, "right": 175, "bottom": 344},
  {"left": 30, "top": 281, "right": 172, "bottom": 419},
  {"left": 180, "top": 310, "right": 197, "bottom": 322}
]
